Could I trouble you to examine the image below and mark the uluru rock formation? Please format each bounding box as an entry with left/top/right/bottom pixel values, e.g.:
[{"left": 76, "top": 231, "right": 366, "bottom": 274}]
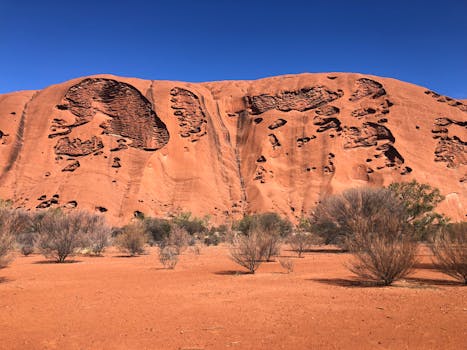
[{"left": 0, "top": 73, "right": 465, "bottom": 224}]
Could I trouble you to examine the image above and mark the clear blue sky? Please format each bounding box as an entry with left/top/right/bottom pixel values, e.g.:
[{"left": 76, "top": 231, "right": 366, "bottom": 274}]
[{"left": 1, "top": 0, "right": 466, "bottom": 98}]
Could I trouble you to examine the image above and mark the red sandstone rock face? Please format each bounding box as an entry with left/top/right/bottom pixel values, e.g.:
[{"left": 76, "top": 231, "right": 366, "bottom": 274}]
[{"left": 0, "top": 73, "right": 465, "bottom": 224}]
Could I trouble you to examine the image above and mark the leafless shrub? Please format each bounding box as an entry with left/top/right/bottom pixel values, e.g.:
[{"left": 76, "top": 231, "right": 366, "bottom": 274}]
[
  {"left": 83, "top": 216, "right": 111, "bottom": 256},
  {"left": 288, "top": 231, "right": 322, "bottom": 257},
  {"left": 9, "top": 210, "right": 35, "bottom": 256},
  {"left": 258, "top": 231, "right": 282, "bottom": 262},
  {"left": 36, "top": 210, "right": 106, "bottom": 263},
  {"left": 190, "top": 243, "right": 201, "bottom": 255},
  {"left": 115, "top": 222, "right": 147, "bottom": 256},
  {"left": 158, "top": 246, "right": 179, "bottom": 269},
  {"left": 161, "top": 225, "right": 190, "bottom": 254},
  {"left": 0, "top": 209, "right": 15, "bottom": 268},
  {"left": 346, "top": 214, "right": 417, "bottom": 286},
  {"left": 431, "top": 222, "right": 466, "bottom": 284},
  {"left": 234, "top": 213, "right": 291, "bottom": 261},
  {"left": 16, "top": 231, "right": 35, "bottom": 256},
  {"left": 312, "top": 187, "right": 407, "bottom": 249},
  {"left": 229, "top": 231, "right": 264, "bottom": 274},
  {"left": 278, "top": 257, "right": 294, "bottom": 273}
]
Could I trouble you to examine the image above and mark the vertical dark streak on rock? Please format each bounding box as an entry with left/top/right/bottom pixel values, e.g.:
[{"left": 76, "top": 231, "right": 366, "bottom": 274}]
[
  {"left": 235, "top": 109, "right": 249, "bottom": 206},
  {"left": 0, "top": 91, "right": 39, "bottom": 187},
  {"left": 199, "top": 96, "right": 236, "bottom": 209}
]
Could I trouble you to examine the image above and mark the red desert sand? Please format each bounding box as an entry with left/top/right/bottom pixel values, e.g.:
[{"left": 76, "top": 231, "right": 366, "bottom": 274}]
[
  {"left": 0, "top": 73, "right": 465, "bottom": 225},
  {"left": 0, "top": 245, "right": 465, "bottom": 350}
]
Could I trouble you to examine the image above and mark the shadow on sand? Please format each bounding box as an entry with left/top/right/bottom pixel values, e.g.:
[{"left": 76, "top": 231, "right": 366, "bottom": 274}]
[
  {"left": 33, "top": 259, "right": 82, "bottom": 264},
  {"left": 404, "top": 277, "right": 464, "bottom": 286},
  {"left": 412, "top": 262, "right": 438, "bottom": 270},
  {"left": 283, "top": 248, "right": 345, "bottom": 255},
  {"left": 310, "top": 278, "right": 384, "bottom": 288},
  {"left": 214, "top": 270, "right": 251, "bottom": 276},
  {"left": 0, "top": 276, "right": 12, "bottom": 284}
]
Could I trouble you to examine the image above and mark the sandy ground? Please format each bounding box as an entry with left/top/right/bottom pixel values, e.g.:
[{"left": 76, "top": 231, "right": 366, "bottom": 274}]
[{"left": 0, "top": 245, "right": 465, "bottom": 350}]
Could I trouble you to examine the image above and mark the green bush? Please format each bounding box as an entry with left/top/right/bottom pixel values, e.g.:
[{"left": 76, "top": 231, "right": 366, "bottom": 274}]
[
  {"left": 388, "top": 180, "right": 447, "bottom": 240},
  {"left": 172, "top": 212, "right": 209, "bottom": 236},
  {"left": 234, "top": 212, "right": 292, "bottom": 237},
  {"left": 143, "top": 217, "right": 171, "bottom": 245},
  {"left": 204, "top": 224, "right": 229, "bottom": 246}
]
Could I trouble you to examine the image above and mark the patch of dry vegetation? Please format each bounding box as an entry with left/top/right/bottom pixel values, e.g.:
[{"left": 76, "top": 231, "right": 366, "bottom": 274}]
[{"left": 431, "top": 222, "right": 466, "bottom": 284}]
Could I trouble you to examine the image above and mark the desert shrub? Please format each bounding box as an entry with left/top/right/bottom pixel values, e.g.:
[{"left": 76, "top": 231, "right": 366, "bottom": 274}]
[
  {"left": 0, "top": 208, "right": 15, "bottom": 268},
  {"left": 229, "top": 231, "right": 264, "bottom": 274},
  {"left": 258, "top": 231, "right": 282, "bottom": 262},
  {"left": 430, "top": 222, "right": 466, "bottom": 284},
  {"left": 36, "top": 210, "right": 101, "bottom": 263},
  {"left": 143, "top": 217, "right": 171, "bottom": 245},
  {"left": 190, "top": 243, "right": 201, "bottom": 255},
  {"left": 312, "top": 187, "right": 407, "bottom": 249},
  {"left": 234, "top": 213, "right": 292, "bottom": 237},
  {"left": 234, "top": 213, "right": 292, "bottom": 261},
  {"left": 0, "top": 231, "right": 14, "bottom": 268},
  {"left": 16, "top": 231, "right": 35, "bottom": 256},
  {"left": 9, "top": 210, "right": 36, "bottom": 256},
  {"left": 278, "top": 257, "right": 294, "bottom": 273},
  {"left": 345, "top": 213, "right": 417, "bottom": 286},
  {"left": 204, "top": 224, "right": 228, "bottom": 246},
  {"left": 158, "top": 246, "right": 179, "bottom": 269},
  {"left": 83, "top": 216, "right": 111, "bottom": 255},
  {"left": 388, "top": 180, "right": 447, "bottom": 240},
  {"left": 172, "top": 212, "right": 208, "bottom": 236},
  {"left": 288, "top": 231, "right": 322, "bottom": 257},
  {"left": 114, "top": 222, "right": 147, "bottom": 256},
  {"left": 161, "top": 225, "right": 190, "bottom": 254}
]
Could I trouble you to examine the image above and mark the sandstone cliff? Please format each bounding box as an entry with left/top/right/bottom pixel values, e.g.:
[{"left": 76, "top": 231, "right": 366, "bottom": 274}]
[{"left": 0, "top": 73, "right": 465, "bottom": 224}]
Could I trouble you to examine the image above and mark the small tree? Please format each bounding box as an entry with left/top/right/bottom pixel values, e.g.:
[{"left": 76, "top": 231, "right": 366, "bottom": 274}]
[
  {"left": 346, "top": 214, "right": 417, "bottom": 286},
  {"left": 229, "top": 231, "right": 264, "bottom": 274},
  {"left": 114, "top": 222, "right": 147, "bottom": 256},
  {"left": 430, "top": 222, "right": 466, "bottom": 284},
  {"left": 36, "top": 210, "right": 99, "bottom": 263},
  {"left": 388, "top": 180, "right": 446, "bottom": 240}
]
